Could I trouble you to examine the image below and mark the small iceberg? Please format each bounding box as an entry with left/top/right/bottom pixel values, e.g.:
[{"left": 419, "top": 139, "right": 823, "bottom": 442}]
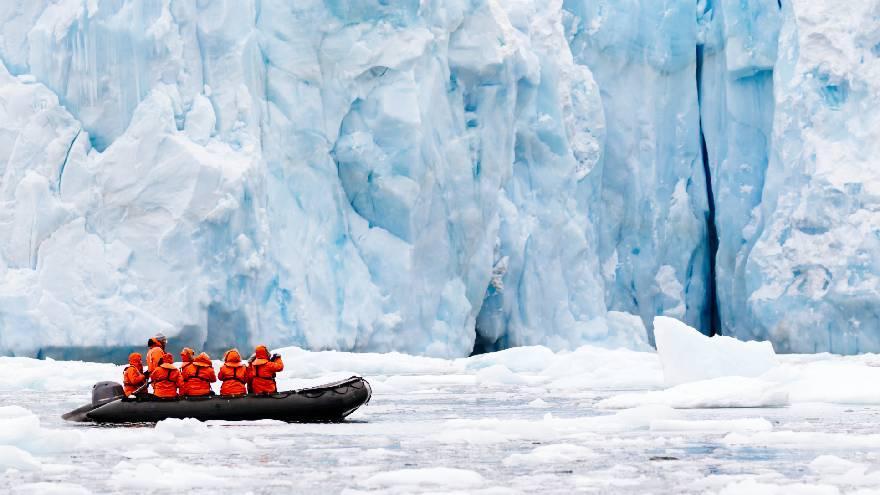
[{"left": 653, "top": 317, "right": 779, "bottom": 386}]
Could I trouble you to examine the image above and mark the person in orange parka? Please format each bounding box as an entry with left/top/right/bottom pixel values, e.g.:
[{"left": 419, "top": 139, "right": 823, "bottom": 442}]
[
  {"left": 247, "top": 345, "right": 284, "bottom": 395},
  {"left": 145, "top": 333, "right": 168, "bottom": 375},
  {"left": 150, "top": 352, "right": 180, "bottom": 398},
  {"left": 122, "top": 352, "right": 147, "bottom": 396},
  {"left": 180, "top": 352, "right": 216, "bottom": 397},
  {"left": 218, "top": 349, "right": 248, "bottom": 396}
]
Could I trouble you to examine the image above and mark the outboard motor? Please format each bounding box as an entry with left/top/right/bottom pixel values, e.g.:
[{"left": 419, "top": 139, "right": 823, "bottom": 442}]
[
  {"left": 61, "top": 381, "right": 126, "bottom": 422},
  {"left": 92, "top": 381, "right": 125, "bottom": 406}
]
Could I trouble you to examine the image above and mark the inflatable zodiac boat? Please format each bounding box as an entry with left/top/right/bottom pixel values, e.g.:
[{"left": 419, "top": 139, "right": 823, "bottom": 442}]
[{"left": 63, "top": 376, "right": 371, "bottom": 423}]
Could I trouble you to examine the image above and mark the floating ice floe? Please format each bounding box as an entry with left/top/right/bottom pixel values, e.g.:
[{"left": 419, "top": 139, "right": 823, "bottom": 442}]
[
  {"left": 0, "top": 445, "right": 40, "bottom": 472},
  {"left": 360, "top": 467, "right": 486, "bottom": 490},
  {"left": 503, "top": 443, "right": 598, "bottom": 466},
  {"left": 527, "top": 398, "right": 551, "bottom": 408},
  {"left": 590, "top": 318, "right": 787, "bottom": 409},
  {"left": 653, "top": 316, "right": 779, "bottom": 386},
  {"left": 596, "top": 376, "right": 789, "bottom": 409},
  {"left": 648, "top": 418, "right": 774, "bottom": 434},
  {"left": 11, "top": 482, "right": 91, "bottom": 495},
  {"left": 0, "top": 406, "right": 81, "bottom": 455},
  {"left": 716, "top": 479, "right": 841, "bottom": 495},
  {"left": 612, "top": 318, "right": 880, "bottom": 409}
]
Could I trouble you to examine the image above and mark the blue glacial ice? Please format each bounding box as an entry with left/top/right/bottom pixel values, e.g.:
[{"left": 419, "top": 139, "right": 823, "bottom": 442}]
[
  {"left": 695, "top": 0, "right": 781, "bottom": 341},
  {"left": 740, "top": 0, "right": 880, "bottom": 353},
  {"left": 0, "top": 0, "right": 635, "bottom": 358},
  {"left": 0, "top": 0, "right": 877, "bottom": 358},
  {"left": 563, "top": 0, "right": 712, "bottom": 335}
]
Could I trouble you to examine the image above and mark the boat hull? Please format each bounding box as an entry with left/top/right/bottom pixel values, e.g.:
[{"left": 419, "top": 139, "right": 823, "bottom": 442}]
[{"left": 73, "top": 376, "right": 371, "bottom": 423}]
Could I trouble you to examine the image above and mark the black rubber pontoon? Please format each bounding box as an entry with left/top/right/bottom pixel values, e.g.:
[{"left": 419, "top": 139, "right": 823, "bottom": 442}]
[{"left": 63, "top": 376, "right": 371, "bottom": 423}]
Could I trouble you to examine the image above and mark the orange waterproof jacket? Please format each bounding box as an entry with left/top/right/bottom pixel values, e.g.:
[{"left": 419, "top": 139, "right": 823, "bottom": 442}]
[
  {"left": 247, "top": 345, "right": 284, "bottom": 394},
  {"left": 123, "top": 353, "right": 146, "bottom": 396},
  {"left": 180, "top": 352, "right": 216, "bottom": 396},
  {"left": 151, "top": 353, "right": 180, "bottom": 398},
  {"left": 146, "top": 341, "right": 165, "bottom": 374},
  {"left": 218, "top": 349, "right": 248, "bottom": 396}
]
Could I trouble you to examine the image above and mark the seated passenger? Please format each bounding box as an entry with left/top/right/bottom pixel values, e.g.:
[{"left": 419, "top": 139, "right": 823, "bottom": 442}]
[
  {"left": 247, "top": 345, "right": 284, "bottom": 395},
  {"left": 218, "top": 349, "right": 248, "bottom": 396},
  {"left": 180, "top": 352, "right": 216, "bottom": 397},
  {"left": 122, "top": 352, "right": 147, "bottom": 396},
  {"left": 146, "top": 333, "right": 168, "bottom": 374},
  {"left": 150, "top": 352, "right": 180, "bottom": 398},
  {"left": 180, "top": 347, "right": 195, "bottom": 365}
]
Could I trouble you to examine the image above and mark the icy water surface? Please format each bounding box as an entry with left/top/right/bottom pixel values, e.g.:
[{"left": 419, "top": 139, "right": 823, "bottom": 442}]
[
  {"left": 1, "top": 345, "right": 880, "bottom": 493},
  {"left": 2, "top": 385, "right": 880, "bottom": 494}
]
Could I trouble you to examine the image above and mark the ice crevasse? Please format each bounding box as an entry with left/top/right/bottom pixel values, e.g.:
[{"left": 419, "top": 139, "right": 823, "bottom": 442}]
[{"left": 0, "top": 0, "right": 875, "bottom": 359}]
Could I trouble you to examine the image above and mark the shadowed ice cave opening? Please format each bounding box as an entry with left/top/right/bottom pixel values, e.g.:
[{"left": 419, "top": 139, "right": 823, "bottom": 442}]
[
  {"left": 470, "top": 334, "right": 492, "bottom": 357},
  {"left": 470, "top": 323, "right": 507, "bottom": 356}
]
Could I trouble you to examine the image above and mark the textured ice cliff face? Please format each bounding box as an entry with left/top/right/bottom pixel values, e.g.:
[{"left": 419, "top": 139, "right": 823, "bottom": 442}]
[
  {"left": 470, "top": 0, "right": 614, "bottom": 352},
  {"left": 696, "top": 0, "right": 780, "bottom": 338},
  {"left": 740, "top": 0, "right": 880, "bottom": 353},
  {"left": 563, "top": 0, "right": 712, "bottom": 338},
  {"left": 562, "top": 0, "right": 880, "bottom": 354},
  {"left": 0, "top": 0, "right": 652, "bottom": 359},
  {"left": 693, "top": 0, "right": 880, "bottom": 353},
  {"left": 0, "top": 0, "right": 877, "bottom": 358}
]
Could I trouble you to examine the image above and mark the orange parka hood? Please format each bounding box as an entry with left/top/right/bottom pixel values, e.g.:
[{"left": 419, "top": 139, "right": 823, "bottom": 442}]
[
  {"left": 252, "top": 345, "right": 271, "bottom": 365},
  {"left": 128, "top": 352, "right": 143, "bottom": 367},
  {"left": 222, "top": 349, "right": 244, "bottom": 367},
  {"left": 193, "top": 352, "right": 212, "bottom": 367},
  {"left": 159, "top": 352, "right": 177, "bottom": 370}
]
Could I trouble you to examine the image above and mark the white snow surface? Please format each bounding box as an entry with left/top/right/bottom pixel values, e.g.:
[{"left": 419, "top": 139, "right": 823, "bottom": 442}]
[
  {"left": 0, "top": 0, "right": 876, "bottom": 357},
  {"left": 0, "top": 345, "right": 879, "bottom": 492}
]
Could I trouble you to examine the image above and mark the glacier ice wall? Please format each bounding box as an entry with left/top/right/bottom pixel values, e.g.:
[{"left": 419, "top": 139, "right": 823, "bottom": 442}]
[
  {"left": 563, "top": 0, "right": 880, "bottom": 354},
  {"left": 0, "top": 0, "right": 878, "bottom": 358},
  {"left": 0, "top": 0, "right": 652, "bottom": 359},
  {"left": 563, "top": 0, "right": 712, "bottom": 339},
  {"left": 696, "top": 0, "right": 780, "bottom": 338},
  {"left": 740, "top": 0, "right": 880, "bottom": 353}
]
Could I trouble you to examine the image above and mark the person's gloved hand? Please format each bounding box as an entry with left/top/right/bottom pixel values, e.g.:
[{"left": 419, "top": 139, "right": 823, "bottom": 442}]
[{"left": 143, "top": 370, "right": 150, "bottom": 378}]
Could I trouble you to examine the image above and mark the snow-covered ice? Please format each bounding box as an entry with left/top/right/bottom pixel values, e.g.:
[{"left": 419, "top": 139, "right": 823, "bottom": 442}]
[
  {"left": 361, "top": 467, "right": 486, "bottom": 491},
  {"left": 597, "top": 376, "right": 789, "bottom": 410},
  {"left": 0, "top": 339, "right": 879, "bottom": 493},
  {"left": 653, "top": 316, "right": 779, "bottom": 386}
]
